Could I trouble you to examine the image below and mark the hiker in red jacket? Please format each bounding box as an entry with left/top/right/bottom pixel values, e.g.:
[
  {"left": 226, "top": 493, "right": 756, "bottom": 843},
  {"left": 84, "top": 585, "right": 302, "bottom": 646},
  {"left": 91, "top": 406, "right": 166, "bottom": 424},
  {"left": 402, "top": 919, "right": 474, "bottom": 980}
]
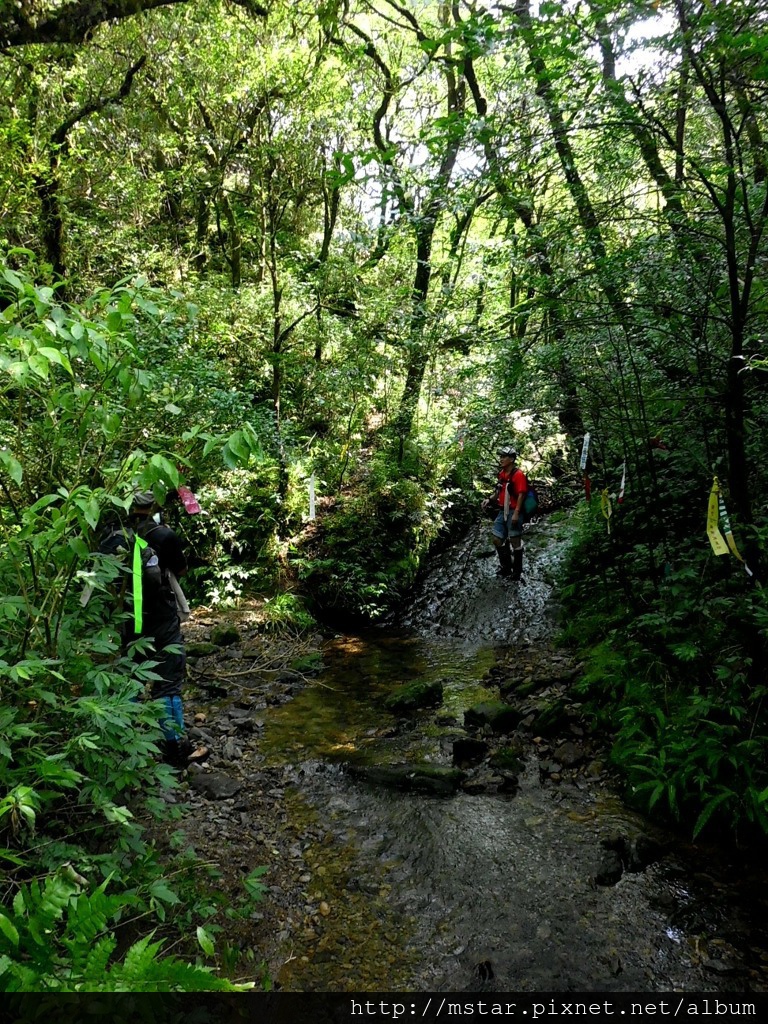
[{"left": 481, "top": 446, "right": 529, "bottom": 580}]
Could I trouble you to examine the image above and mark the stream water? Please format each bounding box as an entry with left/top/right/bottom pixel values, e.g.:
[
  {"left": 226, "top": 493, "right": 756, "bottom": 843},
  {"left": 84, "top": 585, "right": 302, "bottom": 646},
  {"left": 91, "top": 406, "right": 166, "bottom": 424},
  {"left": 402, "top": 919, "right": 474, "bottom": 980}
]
[{"left": 259, "top": 515, "right": 768, "bottom": 993}]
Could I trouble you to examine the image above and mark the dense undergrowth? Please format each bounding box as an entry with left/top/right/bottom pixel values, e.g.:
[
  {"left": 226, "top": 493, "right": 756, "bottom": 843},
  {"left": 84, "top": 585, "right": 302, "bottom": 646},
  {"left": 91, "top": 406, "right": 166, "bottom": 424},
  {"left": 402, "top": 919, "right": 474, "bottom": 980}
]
[
  {"left": 558, "top": 491, "right": 768, "bottom": 845},
  {"left": 0, "top": 265, "right": 277, "bottom": 990}
]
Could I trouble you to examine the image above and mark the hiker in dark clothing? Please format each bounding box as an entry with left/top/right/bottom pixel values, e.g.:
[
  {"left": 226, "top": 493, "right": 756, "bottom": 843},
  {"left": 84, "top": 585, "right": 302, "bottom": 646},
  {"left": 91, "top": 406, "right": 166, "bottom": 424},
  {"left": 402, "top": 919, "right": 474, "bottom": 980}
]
[
  {"left": 129, "top": 489, "right": 194, "bottom": 764},
  {"left": 481, "top": 446, "right": 530, "bottom": 580}
]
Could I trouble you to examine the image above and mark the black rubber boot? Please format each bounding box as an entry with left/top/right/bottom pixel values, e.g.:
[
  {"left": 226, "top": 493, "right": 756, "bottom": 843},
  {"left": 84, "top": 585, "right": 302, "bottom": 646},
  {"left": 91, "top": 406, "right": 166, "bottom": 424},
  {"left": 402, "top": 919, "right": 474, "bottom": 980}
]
[
  {"left": 511, "top": 546, "right": 524, "bottom": 580},
  {"left": 496, "top": 542, "right": 512, "bottom": 577}
]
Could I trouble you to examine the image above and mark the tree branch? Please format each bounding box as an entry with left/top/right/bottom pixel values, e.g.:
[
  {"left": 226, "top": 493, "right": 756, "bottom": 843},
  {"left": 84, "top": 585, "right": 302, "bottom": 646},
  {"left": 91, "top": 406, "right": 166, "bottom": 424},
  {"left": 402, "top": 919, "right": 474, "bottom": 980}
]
[{"left": 1, "top": 0, "right": 267, "bottom": 48}]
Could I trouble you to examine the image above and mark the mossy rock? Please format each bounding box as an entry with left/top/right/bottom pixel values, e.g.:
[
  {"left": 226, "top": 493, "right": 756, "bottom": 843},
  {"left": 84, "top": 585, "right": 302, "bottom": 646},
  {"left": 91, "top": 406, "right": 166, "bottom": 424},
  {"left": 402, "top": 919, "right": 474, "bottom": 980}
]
[
  {"left": 489, "top": 747, "right": 526, "bottom": 774},
  {"left": 384, "top": 679, "right": 444, "bottom": 715},
  {"left": 500, "top": 676, "right": 538, "bottom": 699},
  {"left": 187, "top": 641, "right": 220, "bottom": 658},
  {"left": 531, "top": 698, "right": 572, "bottom": 737},
  {"left": 464, "top": 701, "right": 523, "bottom": 734},
  {"left": 347, "top": 762, "right": 464, "bottom": 796},
  {"left": 210, "top": 624, "right": 241, "bottom": 647}
]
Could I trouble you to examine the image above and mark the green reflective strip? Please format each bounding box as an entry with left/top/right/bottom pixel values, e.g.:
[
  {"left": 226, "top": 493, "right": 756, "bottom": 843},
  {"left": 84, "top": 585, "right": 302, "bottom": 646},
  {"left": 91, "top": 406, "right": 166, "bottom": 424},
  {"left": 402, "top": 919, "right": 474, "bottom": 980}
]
[{"left": 133, "top": 536, "right": 148, "bottom": 633}]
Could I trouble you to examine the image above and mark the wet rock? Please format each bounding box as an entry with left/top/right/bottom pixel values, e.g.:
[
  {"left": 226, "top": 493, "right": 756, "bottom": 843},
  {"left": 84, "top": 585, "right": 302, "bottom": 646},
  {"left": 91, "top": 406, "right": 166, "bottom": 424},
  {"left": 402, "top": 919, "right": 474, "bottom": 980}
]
[
  {"left": 384, "top": 679, "right": 444, "bottom": 714},
  {"left": 347, "top": 762, "right": 465, "bottom": 796},
  {"left": 194, "top": 681, "right": 229, "bottom": 699},
  {"left": 553, "top": 740, "right": 585, "bottom": 767},
  {"left": 702, "top": 957, "right": 740, "bottom": 976},
  {"left": 452, "top": 737, "right": 489, "bottom": 767},
  {"left": 464, "top": 702, "right": 523, "bottom": 734},
  {"left": 461, "top": 775, "right": 493, "bottom": 795},
  {"left": 228, "top": 708, "right": 262, "bottom": 734},
  {"left": 489, "top": 747, "right": 525, "bottom": 773},
  {"left": 498, "top": 772, "right": 520, "bottom": 794},
  {"left": 595, "top": 848, "right": 624, "bottom": 886},
  {"left": 529, "top": 698, "right": 574, "bottom": 737},
  {"left": 189, "top": 727, "right": 215, "bottom": 743},
  {"left": 600, "top": 833, "right": 664, "bottom": 874},
  {"left": 435, "top": 713, "right": 461, "bottom": 727},
  {"left": 189, "top": 771, "right": 243, "bottom": 800},
  {"left": 210, "top": 623, "right": 241, "bottom": 647},
  {"left": 626, "top": 835, "right": 665, "bottom": 872},
  {"left": 498, "top": 675, "right": 537, "bottom": 699},
  {"left": 187, "top": 641, "right": 221, "bottom": 658},
  {"left": 593, "top": 832, "right": 663, "bottom": 886},
  {"left": 221, "top": 737, "right": 243, "bottom": 761}
]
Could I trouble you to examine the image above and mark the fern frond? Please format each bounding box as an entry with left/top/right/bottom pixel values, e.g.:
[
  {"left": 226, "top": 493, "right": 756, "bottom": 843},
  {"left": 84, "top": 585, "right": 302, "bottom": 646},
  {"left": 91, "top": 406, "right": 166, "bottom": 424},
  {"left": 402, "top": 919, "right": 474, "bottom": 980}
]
[
  {"left": 23, "top": 875, "right": 77, "bottom": 947},
  {"left": 112, "top": 933, "right": 166, "bottom": 991},
  {"left": 82, "top": 935, "right": 118, "bottom": 988}
]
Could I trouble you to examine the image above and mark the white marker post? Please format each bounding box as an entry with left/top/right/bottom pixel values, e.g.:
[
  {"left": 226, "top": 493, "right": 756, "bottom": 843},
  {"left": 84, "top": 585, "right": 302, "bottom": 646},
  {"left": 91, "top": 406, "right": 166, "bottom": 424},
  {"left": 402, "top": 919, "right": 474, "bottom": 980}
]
[
  {"left": 309, "top": 473, "right": 316, "bottom": 520},
  {"left": 579, "top": 432, "right": 591, "bottom": 471}
]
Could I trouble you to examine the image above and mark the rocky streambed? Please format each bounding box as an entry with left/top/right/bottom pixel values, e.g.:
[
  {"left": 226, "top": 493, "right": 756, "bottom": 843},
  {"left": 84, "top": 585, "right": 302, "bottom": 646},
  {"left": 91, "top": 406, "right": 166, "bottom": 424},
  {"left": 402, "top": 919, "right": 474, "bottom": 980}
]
[{"left": 151, "top": 515, "right": 768, "bottom": 992}]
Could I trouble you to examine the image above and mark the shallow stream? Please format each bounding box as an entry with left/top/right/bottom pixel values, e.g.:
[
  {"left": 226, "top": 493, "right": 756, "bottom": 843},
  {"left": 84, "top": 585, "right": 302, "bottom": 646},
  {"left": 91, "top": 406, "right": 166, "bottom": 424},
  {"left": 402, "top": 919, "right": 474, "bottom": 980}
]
[{"left": 259, "top": 516, "right": 768, "bottom": 992}]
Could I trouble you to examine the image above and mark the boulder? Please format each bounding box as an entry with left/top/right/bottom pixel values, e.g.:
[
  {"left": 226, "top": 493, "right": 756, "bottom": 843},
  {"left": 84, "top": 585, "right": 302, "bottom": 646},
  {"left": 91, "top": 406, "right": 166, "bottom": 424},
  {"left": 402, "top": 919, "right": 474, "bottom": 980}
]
[
  {"left": 189, "top": 771, "right": 242, "bottom": 800},
  {"left": 347, "top": 762, "right": 464, "bottom": 796},
  {"left": 186, "top": 641, "right": 220, "bottom": 658},
  {"left": 464, "top": 702, "right": 523, "bottom": 734},
  {"left": 595, "top": 848, "right": 624, "bottom": 886},
  {"left": 210, "top": 624, "right": 241, "bottom": 647},
  {"left": 384, "top": 679, "right": 444, "bottom": 714},
  {"left": 627, "top": 835, "right": 664, "bottom": 871},
  {"left": 529, "top": 698, "right": 574, "bottom": 737},
  {"left": 553, "top": 740, "right": 585, "bottom": 768}
]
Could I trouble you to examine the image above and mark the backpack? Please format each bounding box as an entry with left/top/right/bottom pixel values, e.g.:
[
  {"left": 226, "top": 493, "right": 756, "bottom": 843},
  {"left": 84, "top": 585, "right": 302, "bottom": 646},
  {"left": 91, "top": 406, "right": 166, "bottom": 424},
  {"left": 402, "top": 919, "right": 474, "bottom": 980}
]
[
  {"left": 98, "top": 522, "right": 168, "bottom": 633},
  {"left": 523, "top": 484, "right": 539, "bottom": 517}
]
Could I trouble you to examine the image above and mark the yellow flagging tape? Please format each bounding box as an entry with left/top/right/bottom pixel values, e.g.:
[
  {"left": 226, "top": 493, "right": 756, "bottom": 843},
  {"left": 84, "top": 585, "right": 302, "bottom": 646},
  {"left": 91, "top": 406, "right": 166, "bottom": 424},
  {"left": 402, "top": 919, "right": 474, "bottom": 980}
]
[
  {"left": 707, "top": 477, "right": 754, "bottom": 577},
  {"left": 133, "top": 535, "right": 148, "bottom": 633},
  {"left": 601, "top": 488, "right": 612, "bottom": 534},
  {"left": 707, "top": 478, "right": 729, "bottom": 556},
  {"left": 718, "top": 496, "right": 749, "bottom": 568}
]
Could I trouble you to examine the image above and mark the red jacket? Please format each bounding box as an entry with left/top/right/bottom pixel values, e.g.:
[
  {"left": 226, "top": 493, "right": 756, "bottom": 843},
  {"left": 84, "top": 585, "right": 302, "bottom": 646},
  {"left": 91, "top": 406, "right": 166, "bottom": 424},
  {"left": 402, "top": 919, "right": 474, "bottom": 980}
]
[{"left": 496, "top": 468, "right": 529, "bottom": 510}]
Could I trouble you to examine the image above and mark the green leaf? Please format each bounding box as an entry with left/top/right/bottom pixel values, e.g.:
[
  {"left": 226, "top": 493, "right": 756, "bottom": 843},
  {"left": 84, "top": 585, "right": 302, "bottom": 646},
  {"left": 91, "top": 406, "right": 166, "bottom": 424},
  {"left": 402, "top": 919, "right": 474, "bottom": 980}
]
[
  {"left": 149, "top": 454, "right": 180, "bottom": 486},
  {"left": 27, "top": 353, "right": 49, "bottom": 379},
  {"left": 692, "top": 791, "right": 734, "bottom": 838},
  {"left": 2, "top": 268, "right": 23, "bottom": 291},
  {"left": 37, "top": 346, "right": 73, "bottom": 376},
  {"left": 0, "top": 913, "right": 19, "bottom": 949},
  {"left": 243, "top": 866, "right": 268, "bottom": 902},
  {"left": 149, "top": 880, "right": 180, "bottom": 905},
  {"left": 196, "top": 925, "right": 215, "bottom": 957},
  {"left": 0, "top": 450, "right": 23, "bottom": 485}
]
